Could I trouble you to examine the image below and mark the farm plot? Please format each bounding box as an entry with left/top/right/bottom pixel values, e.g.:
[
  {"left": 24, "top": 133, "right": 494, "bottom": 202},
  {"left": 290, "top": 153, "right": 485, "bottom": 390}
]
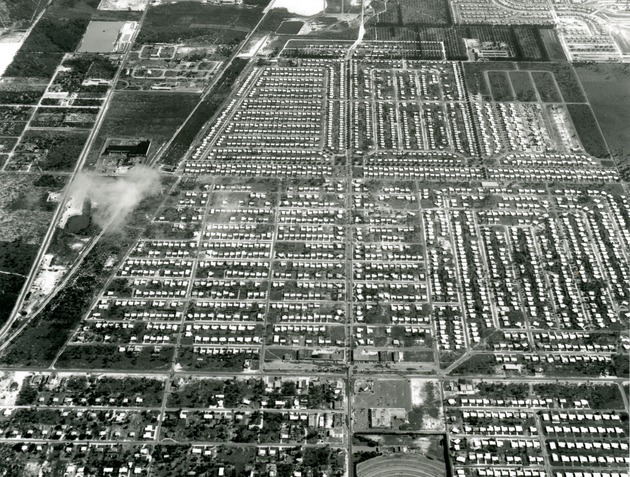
[
  {"left": 513, "top": 27, "right": 545, "bottom": 60},
  {"left": 374, "top": 0, "right": 450, "bottom": 25},
  {"left": 399, "top": 0, "right": 450, "bottom": 25}
]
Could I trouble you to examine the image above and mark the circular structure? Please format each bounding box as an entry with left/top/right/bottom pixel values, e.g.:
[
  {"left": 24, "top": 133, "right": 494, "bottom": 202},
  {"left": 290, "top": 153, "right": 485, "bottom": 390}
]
[{"left": 356, "top": 454, "right": 446, "bottom": 477}]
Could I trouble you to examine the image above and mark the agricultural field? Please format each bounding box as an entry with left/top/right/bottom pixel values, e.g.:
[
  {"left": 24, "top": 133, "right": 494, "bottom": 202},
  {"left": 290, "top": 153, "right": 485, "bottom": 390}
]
[
  {"left": 371, "top": 0, "right": 451, "bottom": 25},
  {"left": 370, "top": 25, "right": 547, "bottom": 61}
]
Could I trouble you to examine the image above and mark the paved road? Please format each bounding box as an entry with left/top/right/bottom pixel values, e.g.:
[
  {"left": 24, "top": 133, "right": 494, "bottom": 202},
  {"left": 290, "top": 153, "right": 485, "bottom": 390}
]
[
  {"left": 0, "top": 7, "right": 149, "bottom": 344},
  {"left": 147, "top": 0, "right": 279, "bottom": 169}
]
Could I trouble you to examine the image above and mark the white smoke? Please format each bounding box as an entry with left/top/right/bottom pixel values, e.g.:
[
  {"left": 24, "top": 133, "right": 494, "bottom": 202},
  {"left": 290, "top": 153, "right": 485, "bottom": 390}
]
[{"left": 69, "top": 166, "right": 162, "bottom": 231}]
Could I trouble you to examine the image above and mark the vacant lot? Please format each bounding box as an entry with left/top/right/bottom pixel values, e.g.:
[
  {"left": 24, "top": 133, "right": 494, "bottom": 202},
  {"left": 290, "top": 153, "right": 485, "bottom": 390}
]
[
  {"left": 277, "top": 20, "right": 304, "bottom": 35},
  {"left": 136, "top": 2, "right": 265, "bottom": 45},
  {"left": 56, "top": 344, "right": 174, "bottom": 370},
  {"left": 539, "top": 28, "right": 566, "bottom": 61},
  {"left": 374, "top": 0, "right": 450, "bottom": 25},
  {"left": 521, "top": 62, "right": 586, "bottom": 103},
  {"left": 567, "top": 103, "right": 610, "bottom": 159},
  {"left": 576, "top": 63, "right": 630, "bottom": 175},
  {"left": 98, "top": 0, "right": 148, "bottom": 10},
  {"left": 530, "top": 71, "right": 562, "bottom": 103},
  {"left": 463, "top": 62, "right": 515, "bottom": 100},
  {"left": 87, "top": 91, "right": 200, "bottom": 167},
  {"left": 509, "top": 71, "right": 537, "bottom": 102},
  {"left": 487, "top": 71, "right": 514, "bottom": 101}
]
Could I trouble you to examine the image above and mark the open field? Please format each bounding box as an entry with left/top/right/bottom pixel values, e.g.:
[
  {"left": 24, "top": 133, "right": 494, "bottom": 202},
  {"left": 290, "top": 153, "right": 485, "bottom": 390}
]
[
  {"left": 87, "top": 91, "right": 200, "bottom": 168},
  {"left": 567, "top": 103, "right": 610, "bottom": 159},
  {"left": 576, "top": 63, "right": 630, "bottom": 176},
  {"left": 372, "top": 0, "right": 451, "bottom": 25},
  {"left": 98, "top": 0, "right": 148, "bottom": 10},
  {"left": 509, "top": 71, "right": 537, "bottom": 102},
  {"left": 488, "top": 71, "right": 514, "bottom": 102},
  {"left": 520, "top": 62, "right": 586, "bottom": 103},
  {"left": 136, "top": 2, "right": 266, "bottom": 45},
  {"left": 539, "top": 28, "right": 566, "bottom": 61},
  {"left": 0, "top": 239, "right": 38, "bottom": 327}
]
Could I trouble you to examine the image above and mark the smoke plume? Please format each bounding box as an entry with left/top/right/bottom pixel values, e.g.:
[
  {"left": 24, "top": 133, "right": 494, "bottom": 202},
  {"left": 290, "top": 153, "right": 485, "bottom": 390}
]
[{"left": 70, "top": 166, "right": 162, "bottom": 231}]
